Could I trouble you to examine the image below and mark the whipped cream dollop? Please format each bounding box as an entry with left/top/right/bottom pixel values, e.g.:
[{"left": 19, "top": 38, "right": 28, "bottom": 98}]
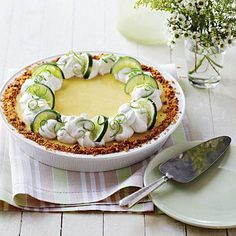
[
  {"left": 77, "top": 132, "right": 96, "bottom": 147},
  {"left": 114, "top": 67, "right": 151, "bottom": 83},
  {"left": 19, "top": 93, "right": 50, "bottom": 125},
  {"left": 131, "top": 86, "right": 162, "bottom": 111},
  {"left": 57, "top": 52, "right": 101, "bottom": 80},
  {"left": 21, "top": 71, "right": 62, "bottom": 93},
  {"left": 115, "top": 68, "right": 131, "bottom": 83},
  {"left": 57, "top": 114, "right": 100, "bottom": 147},
  {"left": 104, "top": 104, "right": 135, "bottom": 142},
  {"left": 118, "top": 104, "right": 136, "bottom": 126},
  {"left": 131, "top": 108, "right": 148, "bottom": 133},
  {"left": 98, "top": 54, "right": 117, "bottom": 75},
  {"left": 34, "top": 71, "right": 62, "bottom": 91},
  {"left": 103, "top": 117, "right": 134, "bottom": 142},
  {"left": 103, "top": 118, "right": 116, "bottom": 142},
  {"left": 118, "top": 102, "right": 148, "bottom": 133},
  {"left": 57, "top": 128, "right": 77, "bottom": 144},
  {"left": 19, "top": 93, "right": 33, "bottom": 110},
  {"left": 64, "top": 115, "right": 90, "bottom": 139},
  {"left": 21, "top": 79, "right": 34, "bottom": 93},
  {"left": 39, "top": 119, "right": 58, "bottom": 139},
  {"left": 57, "top": 53, "right": 83, "bottom": 79},
  {"left": 103, "top": 101, "right": 150, "bottom": 142},
  {"left": 88, "top": 60, "right": 99, "bottom": 79},
  {"left": 115, "top": 124, "right": 134, "bottom": 142}
]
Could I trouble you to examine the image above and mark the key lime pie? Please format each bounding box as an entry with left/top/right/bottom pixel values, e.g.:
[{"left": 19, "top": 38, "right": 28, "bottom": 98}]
[{"left": 1, "top": 51, "right": 179, "bottom": 155}]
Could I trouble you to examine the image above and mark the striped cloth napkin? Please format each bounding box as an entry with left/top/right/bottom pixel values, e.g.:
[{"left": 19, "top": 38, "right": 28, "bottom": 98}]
[{"left": 0, "top": 65, "right": 191, "bottom": 212}]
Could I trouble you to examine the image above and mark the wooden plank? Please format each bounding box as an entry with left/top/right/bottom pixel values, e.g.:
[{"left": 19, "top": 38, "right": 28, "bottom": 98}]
[
  {"left": 0, "top": 212, "right": 22, "bottom": 236},
  {"left": 73, "top": 0, "right": 106, "bottom": 51},
  {"left": 0, "top": 0, "right": 23, "bottom": 234},
  {"left": 145, "top": 214, "right": 185, "bottom": 236},
  {"left": 4, "top": 0, "right": 63, "bottom": 235},
  {"left": 104, "top": 213, "right": 144, "bottom": 236},
  {"left": 63, "top": 212, "right": 103, "bottom": 236},
  {"left": 5, "top": 0, "right": 46, "bottom": 69},
  {"left": 0, "top": 0, "right": 14, "bottom": 81},
  {"left": 186, "top": 225, "right": 227, "bottom": 236},
  {"left": 21, "top": 213, "right": 61, "bottom": 236},
  {"left": 228, "top": 229, "right": 236, "bottom": 236},
  {"left": 39, "top": 0, "right": 75, "bottom": 58}
]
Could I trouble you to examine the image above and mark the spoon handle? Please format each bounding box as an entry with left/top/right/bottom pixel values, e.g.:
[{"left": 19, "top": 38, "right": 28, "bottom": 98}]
[{"left": 119, "top": 173, "right": 171, "bottom": 208}]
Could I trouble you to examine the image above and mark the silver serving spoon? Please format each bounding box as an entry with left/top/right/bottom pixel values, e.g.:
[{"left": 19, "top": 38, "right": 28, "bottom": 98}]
[{"left": 119, "top": 136, "right": 231, "bottom": 208}]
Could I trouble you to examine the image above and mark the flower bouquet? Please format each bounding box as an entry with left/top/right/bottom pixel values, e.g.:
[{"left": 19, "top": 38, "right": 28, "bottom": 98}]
[{"left": 135, "top": 0, "right": 236, "bottom": 88}]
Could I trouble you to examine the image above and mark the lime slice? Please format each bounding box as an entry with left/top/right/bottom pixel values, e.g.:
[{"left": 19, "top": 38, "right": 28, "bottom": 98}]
[
  {"left": 90, "top": 115, "right": 108, "bottom": 142},
  {"left": 26, "top": 83, "right": 55, "bottom": 109},
  {"left": 32, "top": 63, "right": 64, "bottom": 80},
  {"left": 111, "top": 56, "right": 141, "bottom": 74},
  {"left": 30, "top": 109, "right": 60, "bottom": 132},
  {"left": 125, "top": 73, "right": 159, "bottom": 94}
]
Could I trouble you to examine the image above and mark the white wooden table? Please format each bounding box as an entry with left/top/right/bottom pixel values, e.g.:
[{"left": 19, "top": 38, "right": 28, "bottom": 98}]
[{"left": 1, "top": 0, "right": 236, "bottom": 235}]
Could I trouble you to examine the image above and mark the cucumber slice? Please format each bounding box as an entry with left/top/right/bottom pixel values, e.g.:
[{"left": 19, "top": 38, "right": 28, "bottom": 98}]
[
  {"left": 136, "top": 98, "right": 157, "bottom": 130},
  {"left": 26, "top": 83, "right": 55, "bottom": 109},
  {"left": 32, "top": 63, "right": 64, "bottom": 80},
  {"left": 80, "top": 53, "right": 93, "bottom": 79},
  {"left": 111, "top": 56, "right": 141, "bottom": 74},
  {"left": 125, "top": 73, "right": 158, "bottom": 94},
  {"left": 30, "top": 109, "right": 61, "bottom": 132},
  {"left": 90, "top": 115, "right": 108, "bottom": 142}
]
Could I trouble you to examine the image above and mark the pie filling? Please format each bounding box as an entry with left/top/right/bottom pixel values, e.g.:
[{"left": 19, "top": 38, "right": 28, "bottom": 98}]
[{"left": 1, "top": 52, "right": 179, "bottom": 155}]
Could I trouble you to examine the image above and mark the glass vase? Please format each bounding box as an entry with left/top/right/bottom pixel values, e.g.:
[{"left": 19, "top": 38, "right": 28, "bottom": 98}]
[
  {"left": 185, "top": 40, "right": 225, "bottom": 89},
  {"left": 116, "top": 0, "right": 170, "bottom": 45}
]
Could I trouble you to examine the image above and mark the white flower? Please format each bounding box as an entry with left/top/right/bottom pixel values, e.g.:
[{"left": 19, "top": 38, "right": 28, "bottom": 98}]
[
  {"left": 174, "top": 32, "right": 181, "bottom": 39},
  {"left": 219, "top": 43, "right": 226, "bottom": 50},
  {"left": 197, "top": 0, "right": 206, "bottom": 8},
  {"left": 177, "top": 14, "right": 186, "bottom": 24},
  {"left": 172, "top": 12, "right": 178, "bottom": 19},
  {"left": 185, "top": 1, "right": 196, "bottom": 11},
  {"left": 183, "top": 20, "right": 192, "bottom": 29},
  {"left": 171, "top": 25, "right": 178, "bottom": 32},
  {"left": 191, "top": 32, "right": 201, "bottom": 42},
  {"left": 183, "top": 32, "right": 190, "bottom": 38}
]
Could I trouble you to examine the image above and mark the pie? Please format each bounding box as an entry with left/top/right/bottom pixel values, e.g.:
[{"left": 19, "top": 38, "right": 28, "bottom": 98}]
[{"left": 1, "top": 51, "right": 179, "bottom": 155}]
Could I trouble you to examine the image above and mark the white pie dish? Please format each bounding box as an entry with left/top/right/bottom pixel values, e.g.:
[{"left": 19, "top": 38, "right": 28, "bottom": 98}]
[{"left": 0, "top": 52, "right": 185, "bottom": 172}]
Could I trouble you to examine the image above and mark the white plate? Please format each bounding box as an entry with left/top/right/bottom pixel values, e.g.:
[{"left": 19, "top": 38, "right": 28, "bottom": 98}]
[
  {"left": 0, "top": 52, "right": 185, "bottom": 172},
  {"left": 144, "top": 141, "right": 236, "bottom": 229}
]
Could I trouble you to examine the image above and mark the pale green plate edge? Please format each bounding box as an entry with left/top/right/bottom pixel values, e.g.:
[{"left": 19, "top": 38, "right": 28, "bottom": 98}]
[{"left": 144, "top": 141, "right": 236, "bottom": 229}]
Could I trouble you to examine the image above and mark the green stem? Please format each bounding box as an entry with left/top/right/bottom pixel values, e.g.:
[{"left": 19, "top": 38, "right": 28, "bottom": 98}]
[
  {"left": 205, "top": 57, "right": 221, "bottom": 76},
  {"left": 205, "top": 55, "right": 223, "bottom": 69},
  {"left": 189, "top": 55, "right": 206, "bottom": 75}
]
